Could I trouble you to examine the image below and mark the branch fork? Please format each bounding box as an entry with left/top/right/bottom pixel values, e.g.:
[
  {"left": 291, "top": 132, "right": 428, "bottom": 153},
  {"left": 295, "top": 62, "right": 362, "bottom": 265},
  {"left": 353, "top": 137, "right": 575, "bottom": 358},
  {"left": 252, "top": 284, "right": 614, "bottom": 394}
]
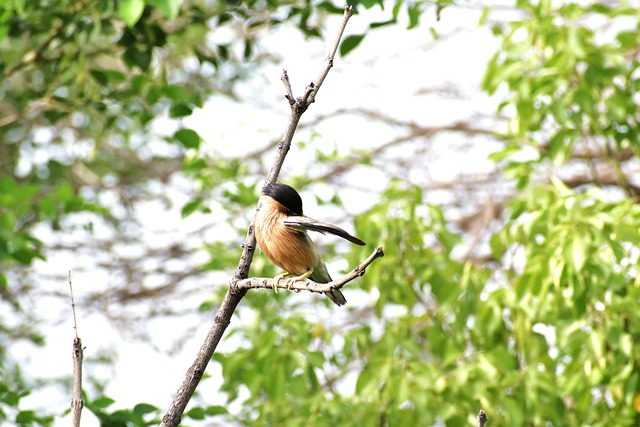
[{"left": 280, "top": 6, "right": 353, "bottom": 113}]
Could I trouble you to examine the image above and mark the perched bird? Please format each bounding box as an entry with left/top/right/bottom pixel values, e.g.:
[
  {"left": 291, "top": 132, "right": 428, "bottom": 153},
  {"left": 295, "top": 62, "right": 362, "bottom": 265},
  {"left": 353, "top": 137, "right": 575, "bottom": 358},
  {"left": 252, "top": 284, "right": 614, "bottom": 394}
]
[{"left": 254, "top": 182, "right": 366, "bottom": 306}]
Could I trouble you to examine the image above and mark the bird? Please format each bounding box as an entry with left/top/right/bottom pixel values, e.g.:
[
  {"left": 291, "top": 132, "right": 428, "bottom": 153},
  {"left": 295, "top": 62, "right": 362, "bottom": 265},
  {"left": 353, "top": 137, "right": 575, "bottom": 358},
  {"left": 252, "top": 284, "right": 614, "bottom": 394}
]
[{"left": 254, "top": 182, "right": 366, "bottom": 306}]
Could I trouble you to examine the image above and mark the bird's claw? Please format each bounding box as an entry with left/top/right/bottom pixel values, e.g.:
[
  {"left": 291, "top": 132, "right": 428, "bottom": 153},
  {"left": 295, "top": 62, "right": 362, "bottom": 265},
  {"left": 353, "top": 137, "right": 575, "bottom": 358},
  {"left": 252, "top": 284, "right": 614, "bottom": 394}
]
[
  {"left": 272, "top": 271, "right": 312, "bottom": 294},
  {"left": 286, "top": 270, "right": 312, "bottom": 292},
  {"left": 285, "top": 277, "right": 296, "bottom": 290},
  {"left": 273, "top": 273, "right": 290, "bottom": 294}
]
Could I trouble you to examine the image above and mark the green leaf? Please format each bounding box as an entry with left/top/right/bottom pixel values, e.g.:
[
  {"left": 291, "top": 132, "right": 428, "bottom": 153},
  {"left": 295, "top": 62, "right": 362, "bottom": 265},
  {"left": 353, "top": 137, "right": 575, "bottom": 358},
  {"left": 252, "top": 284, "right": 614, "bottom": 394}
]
[
  {"left": 355, "top": 364, "right": 378, "bottom": 397},
  {"left": 272, "top": 359, "right": 286, "bottom": 398},
  {"left": 174, "top": 128, "right": 201, "bottom": 149},
  {"left": 182, "top": 158, "right": 207, "bottom": 174},
  {"left": 359, "top": 0, "right": 379, "bottom": 9},
  {"left": 91, "top": 396, "right": 116, "bottom": 409},
  {"left": 549, "top": 176, "right": 571, "bottom": 195},
  {"left": 16, "top": 410, "right": 35, "bottom": 423},
  {"left": 317, "top": 1, "right": 344, "bottom": 14},
  {"left": 547, "top": 130, "right": 571, "bottom": 166},
  {"left": 615, "top": 30, "right": 637, "bottom": 49},
  {"left": 478, "top": 6, "right": 490, "bottom": 25},
  {"left": 133, "top": 403, "right": 158, "bottom": 416},
  {"left": 185, "top": 407, "right": 206, "bottom": 420},
  {"left": 565, "top": 234, "right": 586, "bottom": 271},
  {"left": 152, "top": 0, "right": 181, "bottom": 19},
  {"left": 162, "top": 85, "right": 187, "bottom": 102},
  {"left": 0, "top": 211, "right": 15, "bottom": 230},
  {"left": 169, "top": 103, "right": 193, "bottom": 118},
  {"left": 90, "top": 69, "right": 109, "bottom": 85},
  {"left": 407, "top": 2, "right": 422, "bottom": 29},
  {"left": 391, "top": 0, "right": 402, "bottom": 19},
  {"left": 43, "top": 109, "right": 69, "bottom": 123},
  {"left": 205, "top": 405, "right": 228, "bottom": 416},
  {"left": 123, "top": 47, "right": 152, "bottom": 71},
  {"left": 106, "top": 409, "right": 134, "bottom": 423},
  {"left": 616, "top": 223, "right": 640, "bottom": 242},
  {"left": 12, "top": 249, "right": 44, "bottom": 265},
  {"left": 370, "top": 20, "right": 396, "bottom": 29},
  {"left": 119, "top": 0, "right": 145, "bottom": 27},
  {"left": 181, "top": 198, "right": 204, "bottom": 218},
  {"left": 339, "top": 34, "right": 365, "bottom": 57}
]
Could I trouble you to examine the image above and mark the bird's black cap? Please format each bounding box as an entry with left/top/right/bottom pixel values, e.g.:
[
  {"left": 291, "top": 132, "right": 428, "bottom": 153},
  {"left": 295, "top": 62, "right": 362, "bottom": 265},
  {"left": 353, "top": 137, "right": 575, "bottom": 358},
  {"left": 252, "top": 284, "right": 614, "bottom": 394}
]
[{"left": 263, "top": 182, "right": 303, "bottom": 215}]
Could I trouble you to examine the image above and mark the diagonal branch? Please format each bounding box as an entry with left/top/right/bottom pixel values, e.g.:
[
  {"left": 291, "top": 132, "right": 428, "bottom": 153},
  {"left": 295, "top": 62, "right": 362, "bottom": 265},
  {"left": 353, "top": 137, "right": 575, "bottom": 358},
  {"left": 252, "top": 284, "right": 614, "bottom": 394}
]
[
  {"left": 160, "top": 7, "right": 355, "bottom": 427},
  {"left": 233, "top": 246, "right": 384, "bottom": 294}
]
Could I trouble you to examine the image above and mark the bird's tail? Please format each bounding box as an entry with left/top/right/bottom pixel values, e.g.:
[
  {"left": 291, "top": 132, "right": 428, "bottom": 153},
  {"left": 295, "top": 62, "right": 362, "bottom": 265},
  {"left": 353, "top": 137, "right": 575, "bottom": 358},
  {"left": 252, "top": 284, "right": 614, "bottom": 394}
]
[{"left": 326, "top": 289, "right": 347, "bottom": 306}]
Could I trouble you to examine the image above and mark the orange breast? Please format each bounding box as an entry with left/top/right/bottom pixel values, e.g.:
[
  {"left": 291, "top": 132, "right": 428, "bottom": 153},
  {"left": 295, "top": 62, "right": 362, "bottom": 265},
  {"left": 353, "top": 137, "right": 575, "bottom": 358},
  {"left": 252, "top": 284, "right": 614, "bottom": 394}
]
[{"left": 255, "top": 196, "right": 318, "bottom": 276}]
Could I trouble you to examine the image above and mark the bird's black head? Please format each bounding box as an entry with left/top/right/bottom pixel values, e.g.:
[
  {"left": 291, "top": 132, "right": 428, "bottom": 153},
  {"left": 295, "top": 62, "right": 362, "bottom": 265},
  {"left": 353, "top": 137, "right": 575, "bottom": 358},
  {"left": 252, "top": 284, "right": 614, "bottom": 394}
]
[{"left": 263, "top": 182, "right": 303, "bottom": 215}]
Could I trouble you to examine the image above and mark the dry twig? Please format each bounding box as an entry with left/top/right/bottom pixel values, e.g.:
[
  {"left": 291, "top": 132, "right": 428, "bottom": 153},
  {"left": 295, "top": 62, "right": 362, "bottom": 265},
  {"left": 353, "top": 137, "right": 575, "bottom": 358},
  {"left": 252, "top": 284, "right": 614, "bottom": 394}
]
[{"left": 69, "top": 271, "right": 84, "bottom": 427}]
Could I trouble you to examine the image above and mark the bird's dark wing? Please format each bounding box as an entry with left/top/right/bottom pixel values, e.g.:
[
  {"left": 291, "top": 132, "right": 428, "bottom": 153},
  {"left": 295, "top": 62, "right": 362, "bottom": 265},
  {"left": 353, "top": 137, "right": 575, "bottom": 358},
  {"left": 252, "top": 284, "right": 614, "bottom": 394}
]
[{"left": 283, "top": 216, "right": 366, "bottom": 246}]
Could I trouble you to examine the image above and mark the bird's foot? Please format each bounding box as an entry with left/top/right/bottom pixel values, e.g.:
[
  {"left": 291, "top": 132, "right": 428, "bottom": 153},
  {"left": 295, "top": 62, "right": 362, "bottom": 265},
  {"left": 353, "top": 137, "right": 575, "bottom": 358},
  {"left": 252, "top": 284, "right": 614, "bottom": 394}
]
[
  {"left": 272, "top": 272, "right": 290, "bottom": 294},
  {"left": 285, "top": 270, "right": 313, "bottom": 290},
  {"left": 283, "top": 278, "right": 297, "bottom": 290}
]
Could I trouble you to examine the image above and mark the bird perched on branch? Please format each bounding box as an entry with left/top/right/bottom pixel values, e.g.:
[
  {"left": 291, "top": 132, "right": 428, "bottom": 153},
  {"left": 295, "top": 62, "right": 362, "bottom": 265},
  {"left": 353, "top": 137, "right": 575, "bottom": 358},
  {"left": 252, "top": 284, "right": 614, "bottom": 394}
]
[{"left": 254, "top": 182, "right": 366, "bottom": 306}]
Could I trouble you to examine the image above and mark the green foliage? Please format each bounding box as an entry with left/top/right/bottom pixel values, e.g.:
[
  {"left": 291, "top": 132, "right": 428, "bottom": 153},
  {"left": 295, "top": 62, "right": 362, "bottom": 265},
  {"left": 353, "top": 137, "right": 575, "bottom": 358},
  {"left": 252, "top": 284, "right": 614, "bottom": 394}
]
[
  {"left": 338, "top": 0, "right": 453, "bottom": 55},
  {"left": 0, "top": 372, "right": 54, "bottom": 426},
  {"left": 118, "top": 0, "right": 145, "bottom": 27},
  {"left": 0, "top": 174, "right": 105, "bottom": 297},
  {"left": 84, "top": 395, "right": 161, "bottom": 426},
  {"left": 484, "top": 1, "right": 640, "bottom": 184},
  {"left": 488, "top": 180, "right": 640, "bottom": 425}
]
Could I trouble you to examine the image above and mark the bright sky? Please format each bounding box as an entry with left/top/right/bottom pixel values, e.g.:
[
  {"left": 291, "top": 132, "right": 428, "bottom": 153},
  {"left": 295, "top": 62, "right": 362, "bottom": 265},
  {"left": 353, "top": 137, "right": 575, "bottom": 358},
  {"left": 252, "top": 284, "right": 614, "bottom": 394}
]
[{"left": 15, "top": 4, "right": 505, "bottom": 425}]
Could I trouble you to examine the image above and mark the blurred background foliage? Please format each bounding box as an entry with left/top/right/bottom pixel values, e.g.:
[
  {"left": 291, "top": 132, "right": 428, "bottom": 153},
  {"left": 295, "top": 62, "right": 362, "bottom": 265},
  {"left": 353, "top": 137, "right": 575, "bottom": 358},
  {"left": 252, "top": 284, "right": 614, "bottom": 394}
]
[{"left": 1, "top": 0, "right": 640, "bottom": 426}]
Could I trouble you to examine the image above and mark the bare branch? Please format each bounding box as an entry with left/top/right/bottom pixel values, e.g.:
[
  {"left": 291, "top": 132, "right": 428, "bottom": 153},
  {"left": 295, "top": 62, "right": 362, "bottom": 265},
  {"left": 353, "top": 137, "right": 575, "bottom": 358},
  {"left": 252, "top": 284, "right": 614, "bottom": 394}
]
[
  {"left": 233, "top": 246, "right": 384, "bottom": 294},
  {"left": 160, "top": 7, "right": 356, "bottom": 426},
  {"left": 69, "top": 271, "right": 83, "bottom": 427}
]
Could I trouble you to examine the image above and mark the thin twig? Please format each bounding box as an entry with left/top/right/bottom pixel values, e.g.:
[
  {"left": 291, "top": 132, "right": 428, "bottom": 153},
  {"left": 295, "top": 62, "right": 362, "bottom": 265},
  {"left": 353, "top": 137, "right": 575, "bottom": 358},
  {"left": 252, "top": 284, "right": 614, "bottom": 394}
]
[
  {"left": 69, "top": 271, "right": 83, "bottom": 427},
  {"left": 234, "top": 246, "right": 384, "bottom": 294},
  {"left": 3, "top": 26, "right": 63, "bottom": 77},
  {"left": 477, "top": 409, "right": 487, "bottom": 427},
  {"left": 281, "top": 70, "right": 295, "bottom": 105},
  {"left": 69, "top": 271, "right": 79, "bottom": 339},
  {"left": 160, "top": 7, "right": 356, "bottom": 426},
  {"left": 308, "top": 6, "right": 354, "bottom": 104}
]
